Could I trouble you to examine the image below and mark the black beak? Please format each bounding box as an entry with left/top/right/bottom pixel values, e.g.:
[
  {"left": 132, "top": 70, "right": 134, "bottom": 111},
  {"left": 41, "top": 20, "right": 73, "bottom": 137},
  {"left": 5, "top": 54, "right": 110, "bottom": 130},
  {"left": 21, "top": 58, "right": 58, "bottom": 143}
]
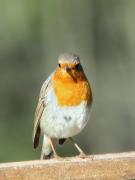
[
  {"left": 64, "top": 66, "right": 70, "bottom": 72},
  {"left": 64, "top": 67, "right": 77, "bottom": 82}
]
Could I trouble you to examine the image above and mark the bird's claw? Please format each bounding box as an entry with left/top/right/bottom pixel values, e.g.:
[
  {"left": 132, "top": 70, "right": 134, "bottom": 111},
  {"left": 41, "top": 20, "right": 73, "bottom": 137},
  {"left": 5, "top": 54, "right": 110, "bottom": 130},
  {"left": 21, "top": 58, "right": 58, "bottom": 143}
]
[{"left": 78, "top": 152, "right": 87, "bottom": 159}]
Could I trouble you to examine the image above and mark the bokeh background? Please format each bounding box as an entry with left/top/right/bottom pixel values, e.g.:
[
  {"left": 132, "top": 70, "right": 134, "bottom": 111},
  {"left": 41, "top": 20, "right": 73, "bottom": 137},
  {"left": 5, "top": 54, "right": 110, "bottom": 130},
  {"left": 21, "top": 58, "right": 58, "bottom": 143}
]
[{"left": 0, "top": 0, "right": 135, "bottom": 162}]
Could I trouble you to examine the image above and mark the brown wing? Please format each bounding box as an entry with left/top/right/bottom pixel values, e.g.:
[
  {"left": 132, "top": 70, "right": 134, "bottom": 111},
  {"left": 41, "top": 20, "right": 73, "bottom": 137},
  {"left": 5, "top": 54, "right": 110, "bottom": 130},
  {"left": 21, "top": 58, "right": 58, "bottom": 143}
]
[
  {"left": 33, "top": 98, "right": 45, "bottom": 148},
  {"left": 32, "top": 74, "right": 53, "bottom": 148}
]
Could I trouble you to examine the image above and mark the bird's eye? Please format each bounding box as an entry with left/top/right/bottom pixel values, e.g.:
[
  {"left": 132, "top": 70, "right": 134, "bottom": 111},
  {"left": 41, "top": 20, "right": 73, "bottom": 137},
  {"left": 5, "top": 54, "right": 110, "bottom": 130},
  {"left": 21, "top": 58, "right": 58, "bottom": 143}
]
[
  {"left": 76, "top": 63, "right": 81, "bottom": 70},
  {"left": 58, "top": 63, "right": 61, "bottom": 67}
]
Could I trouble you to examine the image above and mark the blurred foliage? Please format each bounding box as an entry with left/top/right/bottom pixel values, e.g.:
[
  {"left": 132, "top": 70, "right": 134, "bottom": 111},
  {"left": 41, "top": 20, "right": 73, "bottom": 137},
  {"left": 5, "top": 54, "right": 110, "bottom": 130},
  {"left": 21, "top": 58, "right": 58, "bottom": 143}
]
[{"left": 0, "top": 0, "right": 135, "bottom": 162}]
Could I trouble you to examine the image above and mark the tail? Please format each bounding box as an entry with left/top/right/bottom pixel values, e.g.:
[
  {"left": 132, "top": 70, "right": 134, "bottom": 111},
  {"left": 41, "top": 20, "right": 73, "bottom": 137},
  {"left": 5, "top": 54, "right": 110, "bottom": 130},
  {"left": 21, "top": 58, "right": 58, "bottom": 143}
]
[{"left": 40, "top": 135, "right": 53, "bottom": 160}]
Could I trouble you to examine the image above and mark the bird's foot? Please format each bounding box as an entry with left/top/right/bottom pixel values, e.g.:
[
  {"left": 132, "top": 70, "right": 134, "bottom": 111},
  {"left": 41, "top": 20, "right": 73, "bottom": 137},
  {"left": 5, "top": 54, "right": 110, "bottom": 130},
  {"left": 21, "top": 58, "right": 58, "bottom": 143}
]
[
  {"left": 54, "top": 153, "right": 63, "bottom": 160},
  {"left": 78, "top": 152, "right": 87, "bottom": 159}
]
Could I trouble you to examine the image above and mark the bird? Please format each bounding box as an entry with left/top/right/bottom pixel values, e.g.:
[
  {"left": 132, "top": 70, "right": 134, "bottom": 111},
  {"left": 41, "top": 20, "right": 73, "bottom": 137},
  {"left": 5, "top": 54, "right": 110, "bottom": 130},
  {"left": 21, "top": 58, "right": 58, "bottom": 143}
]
[{"left": 33, "top": 52, "right": 93, "bottom": 159}]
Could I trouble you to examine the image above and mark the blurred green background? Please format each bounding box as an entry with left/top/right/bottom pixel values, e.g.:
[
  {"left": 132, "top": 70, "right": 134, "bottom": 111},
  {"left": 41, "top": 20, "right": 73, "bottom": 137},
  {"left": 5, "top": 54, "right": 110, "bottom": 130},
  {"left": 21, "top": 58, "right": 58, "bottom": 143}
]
[{"left": 0, "top": 0, "right": 135, "bottom": 162}]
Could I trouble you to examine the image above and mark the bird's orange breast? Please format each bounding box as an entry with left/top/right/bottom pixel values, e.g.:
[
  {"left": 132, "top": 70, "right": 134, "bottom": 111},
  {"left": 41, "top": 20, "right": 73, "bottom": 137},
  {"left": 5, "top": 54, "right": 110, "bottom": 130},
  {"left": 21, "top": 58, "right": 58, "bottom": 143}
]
[{"left": 53, "top": 68, "right": 92, "bottom": 106}]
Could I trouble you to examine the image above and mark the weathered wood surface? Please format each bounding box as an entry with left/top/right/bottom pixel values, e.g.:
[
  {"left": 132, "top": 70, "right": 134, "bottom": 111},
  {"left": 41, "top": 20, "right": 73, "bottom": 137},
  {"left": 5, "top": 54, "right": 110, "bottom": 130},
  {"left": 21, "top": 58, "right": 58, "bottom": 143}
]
[{"left": 0, "top": 152, "right": 135, "bottom": 180}]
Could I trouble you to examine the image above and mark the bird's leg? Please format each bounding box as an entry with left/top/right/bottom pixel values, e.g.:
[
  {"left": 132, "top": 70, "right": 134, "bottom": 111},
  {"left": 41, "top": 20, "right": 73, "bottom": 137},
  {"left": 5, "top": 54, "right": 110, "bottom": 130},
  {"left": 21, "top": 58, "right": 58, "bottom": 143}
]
[
  {"left": 69, "top": 137, "right": 87, "bottom": 158},
  {"left": 48, "top": 138, "right": 62, "bottom": 159}
]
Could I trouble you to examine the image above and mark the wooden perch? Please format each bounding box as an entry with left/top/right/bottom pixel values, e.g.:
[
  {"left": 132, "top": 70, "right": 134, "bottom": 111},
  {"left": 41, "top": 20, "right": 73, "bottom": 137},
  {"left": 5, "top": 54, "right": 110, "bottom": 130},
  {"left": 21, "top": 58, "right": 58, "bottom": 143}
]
[{"left": 0, "top": 152, "right": 135, "bottom": 179}]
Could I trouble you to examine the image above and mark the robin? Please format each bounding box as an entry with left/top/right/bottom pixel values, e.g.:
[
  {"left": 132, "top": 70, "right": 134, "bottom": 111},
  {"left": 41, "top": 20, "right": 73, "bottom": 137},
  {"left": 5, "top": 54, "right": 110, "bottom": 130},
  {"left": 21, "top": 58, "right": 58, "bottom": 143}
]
[{"left": 33, "top": 53, "right": 93, "bottom": 159}]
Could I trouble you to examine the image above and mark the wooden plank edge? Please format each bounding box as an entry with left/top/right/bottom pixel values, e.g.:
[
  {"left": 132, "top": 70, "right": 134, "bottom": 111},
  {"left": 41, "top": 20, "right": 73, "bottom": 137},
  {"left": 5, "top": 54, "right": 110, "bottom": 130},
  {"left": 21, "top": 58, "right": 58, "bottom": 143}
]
[
  {"left": 0, "top": 151, "right": 135, "bottom": 179},
  {"left": 1, "top": 151, "right": 135, "bottom": 168}
]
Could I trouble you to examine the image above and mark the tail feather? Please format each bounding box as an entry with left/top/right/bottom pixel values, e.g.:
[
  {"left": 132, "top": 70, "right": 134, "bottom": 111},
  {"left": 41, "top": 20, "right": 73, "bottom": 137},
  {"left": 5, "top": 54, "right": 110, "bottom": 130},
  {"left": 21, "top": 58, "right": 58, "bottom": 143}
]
[
  {"left": 40, "top": 135, "right": 52, "bottom": 160},
  {"left": 41, "top": 150, "right": 53, "bottom": 160}
]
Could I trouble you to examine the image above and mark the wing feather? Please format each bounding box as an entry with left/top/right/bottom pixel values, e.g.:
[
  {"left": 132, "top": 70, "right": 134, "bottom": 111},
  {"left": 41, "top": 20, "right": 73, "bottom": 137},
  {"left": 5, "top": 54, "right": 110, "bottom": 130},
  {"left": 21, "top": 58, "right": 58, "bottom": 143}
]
[{"left": 32, "top": 73, "right": 53, "bottom": 148}]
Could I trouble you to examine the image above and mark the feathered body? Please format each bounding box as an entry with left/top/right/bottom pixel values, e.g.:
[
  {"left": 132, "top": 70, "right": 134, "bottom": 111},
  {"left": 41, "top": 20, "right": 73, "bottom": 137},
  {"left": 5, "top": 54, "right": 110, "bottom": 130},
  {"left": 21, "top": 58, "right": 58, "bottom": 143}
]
[{"left": 33, "top": 53, "right": 92, "bottom": 159}]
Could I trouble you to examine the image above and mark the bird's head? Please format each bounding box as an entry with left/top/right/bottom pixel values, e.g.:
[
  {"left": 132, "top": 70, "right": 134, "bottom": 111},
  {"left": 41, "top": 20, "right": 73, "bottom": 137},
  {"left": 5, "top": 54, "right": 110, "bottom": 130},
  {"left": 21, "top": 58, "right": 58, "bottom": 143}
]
[
  {"left": 56, "top": 53, "right": 86, "bottom": 83},
  {"left": 53, "top": 53, "right": 92, "bottom": 106}
]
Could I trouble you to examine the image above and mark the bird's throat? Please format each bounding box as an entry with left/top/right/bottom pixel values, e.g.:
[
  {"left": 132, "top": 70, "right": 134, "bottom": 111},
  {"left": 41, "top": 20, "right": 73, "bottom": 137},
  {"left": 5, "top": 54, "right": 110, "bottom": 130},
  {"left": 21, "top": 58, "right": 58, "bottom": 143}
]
[{"left": 53, "top": 69, "right": 92, "bottom": 106}]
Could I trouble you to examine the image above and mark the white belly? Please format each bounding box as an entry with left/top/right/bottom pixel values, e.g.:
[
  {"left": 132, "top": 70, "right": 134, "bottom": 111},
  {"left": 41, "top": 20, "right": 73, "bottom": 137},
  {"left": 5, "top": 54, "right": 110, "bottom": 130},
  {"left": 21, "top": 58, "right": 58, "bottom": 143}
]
[{"left": 40, "top": 87, "right": 91, "bottom": 138}]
